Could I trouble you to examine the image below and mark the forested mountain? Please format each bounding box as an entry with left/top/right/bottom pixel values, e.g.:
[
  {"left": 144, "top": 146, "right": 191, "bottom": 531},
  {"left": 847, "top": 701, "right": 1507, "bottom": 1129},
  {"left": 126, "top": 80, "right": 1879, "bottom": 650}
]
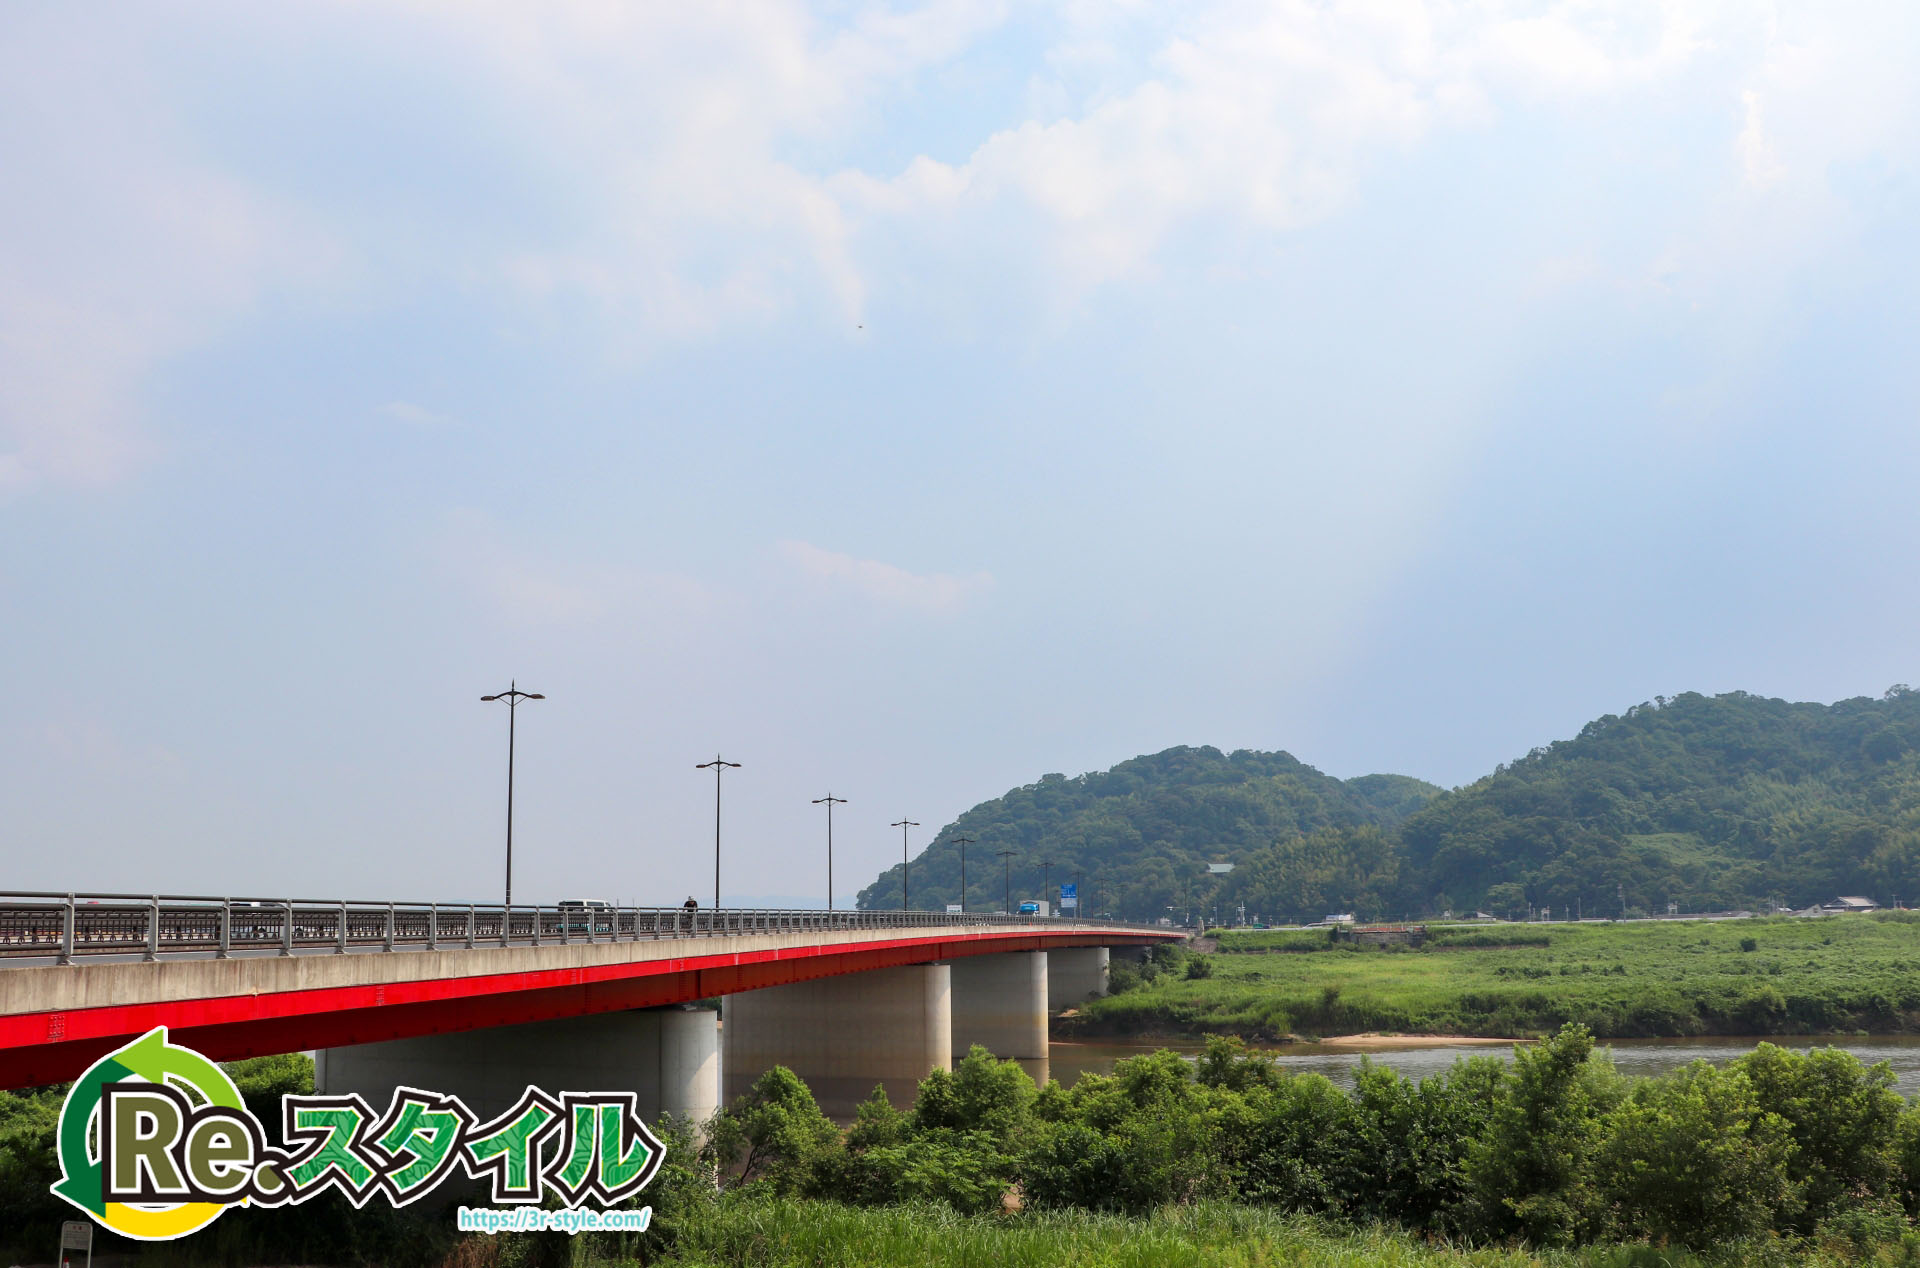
[
  {"left": 1401, "top": 687, "right": 1920, "bottom": 918},
  {"left": 853, "top": 746, "right": 1441, "bottom": 921},
  {"left": 857, "top": 688, "right": 1920, "bottom": 923}
]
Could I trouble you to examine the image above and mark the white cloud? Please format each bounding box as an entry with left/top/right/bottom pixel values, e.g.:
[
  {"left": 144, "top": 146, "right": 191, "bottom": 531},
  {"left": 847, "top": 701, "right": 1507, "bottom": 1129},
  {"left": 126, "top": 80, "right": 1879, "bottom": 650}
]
[
  {"left": 839, "top": 0, "right": 1738, "bottom": 287},
  {"left": 380, "top": 401, "right": 453, "bottom": 427},
  {"left": 436, "top": 510, "right": 717, "bottom": 630},
  {"left": 0, "top": 10, "right": 338, "bottom": 491},
  {"left": 5, "top": 0, "right": 1917, "bottom": 487},
  {"left": 777, "top": 539, "right": 991, "bottom": 613},
  {"left": 1735, "top": 88, "right": 1786, "bottom": 189}
]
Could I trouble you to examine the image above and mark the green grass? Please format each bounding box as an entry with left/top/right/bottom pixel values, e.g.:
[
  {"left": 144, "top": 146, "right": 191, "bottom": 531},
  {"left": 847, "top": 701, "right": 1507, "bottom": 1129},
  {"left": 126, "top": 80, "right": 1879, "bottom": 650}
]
[
  {"left": 1067, "top": 914, "right": 1920, "bottom": 1041},
  {"left": 651, "top": 1198, "right": 1759, "bottom": 1268}
]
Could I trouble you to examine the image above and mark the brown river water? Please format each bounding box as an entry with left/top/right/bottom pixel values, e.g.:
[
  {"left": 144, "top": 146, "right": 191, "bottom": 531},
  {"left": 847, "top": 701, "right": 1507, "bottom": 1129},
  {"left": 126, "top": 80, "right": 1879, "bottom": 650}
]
[{"left": 1045, "top": 1035, "right": 1920, "bottom": 1097}]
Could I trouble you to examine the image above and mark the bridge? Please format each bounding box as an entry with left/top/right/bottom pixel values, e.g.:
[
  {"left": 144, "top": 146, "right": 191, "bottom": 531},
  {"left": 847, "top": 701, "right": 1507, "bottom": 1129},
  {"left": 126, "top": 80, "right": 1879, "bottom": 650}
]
[{"left": 0, "top": 892, "right": 1179, "bottom": 1119}]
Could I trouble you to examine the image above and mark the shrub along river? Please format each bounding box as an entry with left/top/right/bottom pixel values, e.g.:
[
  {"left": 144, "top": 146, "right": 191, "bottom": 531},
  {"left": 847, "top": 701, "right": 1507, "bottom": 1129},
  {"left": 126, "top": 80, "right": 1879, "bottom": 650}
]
[{"left": 1048, "top": 1034, "right": 1920, "bottom": 1097}]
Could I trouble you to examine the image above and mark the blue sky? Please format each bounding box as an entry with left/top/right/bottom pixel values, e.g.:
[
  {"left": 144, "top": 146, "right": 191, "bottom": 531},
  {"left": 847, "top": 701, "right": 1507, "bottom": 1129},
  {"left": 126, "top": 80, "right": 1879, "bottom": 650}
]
[{"left": 3, "top": 1, "right": 1917, "bottom": 905}]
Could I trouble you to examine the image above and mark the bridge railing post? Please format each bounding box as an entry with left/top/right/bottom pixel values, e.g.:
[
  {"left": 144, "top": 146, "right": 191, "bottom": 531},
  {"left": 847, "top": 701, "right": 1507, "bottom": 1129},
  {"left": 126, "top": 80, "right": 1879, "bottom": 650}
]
[
  {"left": 467, "top": 905, "right": 476, "bottom": 949},
  {"left": 428, "top": 903, "right": 439, "bottom": 951},
  {"left": 533, "top": 905, "right": 542, "bottom": 947},
  {"left": 145, "top": 896, "right": 160, "bottom": 962},
  {"left": 335, "top": 902, "right": 347, "bottom": 955},
  {"left": 384, "top": 903, "right": 395, "bottom": 952},
  {"left": 217, "top": 899, "right": 231, "bottom": 959},
  {"left": 500, "top": 904, "right": 511, "bottom": 948},
  {"left": 58, "top": 893, "right": 75, "bottom": 966},
  {"left": 281, "top": 900, "right": 294, "bottom": 956}
]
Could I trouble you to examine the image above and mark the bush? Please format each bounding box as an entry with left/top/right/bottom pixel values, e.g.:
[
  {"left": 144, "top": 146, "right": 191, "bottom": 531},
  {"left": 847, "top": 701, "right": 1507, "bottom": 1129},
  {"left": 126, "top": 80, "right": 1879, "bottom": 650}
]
[
  {"left": 1464, "top": 1024, "right": 1619, "bottom": 1244},
  {"left": 706, "top": 1065, "right": 839, "bottom": 1193},
  {"left": 1815, "top": 1204, "right": 1920, "bottom": 1263},
  {"left": 1735, "top": 1044, "right": 1905, "bottom": 1230},
  {"left": 1599, "top": 1061, "right": 1796, "bottom": 1244},
  {"left": 913, "top": 1047, "right": 1037, "bottom": 1144}
]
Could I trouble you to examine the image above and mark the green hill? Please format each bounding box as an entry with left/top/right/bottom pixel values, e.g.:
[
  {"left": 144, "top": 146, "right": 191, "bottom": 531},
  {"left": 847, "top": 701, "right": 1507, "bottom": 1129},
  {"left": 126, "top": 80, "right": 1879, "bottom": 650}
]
[
  {"left": 853, "top": 746, "right": 1441, "bottom": 921},
  {"left": 1399, "top": 687, "right": 1920, "bottom": 917},
  {"left": 859, "top": 687, "right": 1920, "bottom": 923}
]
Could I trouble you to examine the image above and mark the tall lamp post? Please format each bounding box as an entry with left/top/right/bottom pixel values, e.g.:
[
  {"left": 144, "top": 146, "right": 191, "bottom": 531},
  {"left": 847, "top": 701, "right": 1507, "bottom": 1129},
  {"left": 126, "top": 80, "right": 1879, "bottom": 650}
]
[
  {"left": 481, "top": 682, "right": 544, "bottom": 908},
  {"left": 950, "top": 836, "right": 974, "bottom": 913},
  {"left": 696, "top": 755, "right": 741, "bottom": 910},
  {"left": 892, "top": 818, "right": 919, "bottom": 909},
  {"left": 1039, "top": 857, "right": 1054, "bottom": 916},
  {"left": 812, "top": 793, "right": 847, "bottom": 910},
  {"left": 997, "top": 848, "right": 1016, "bottom": 914}
]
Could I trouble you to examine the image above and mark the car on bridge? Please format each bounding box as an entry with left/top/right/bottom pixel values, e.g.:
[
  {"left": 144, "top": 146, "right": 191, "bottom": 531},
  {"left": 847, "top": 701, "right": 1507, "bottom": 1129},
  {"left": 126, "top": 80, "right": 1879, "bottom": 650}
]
[{"left": 557, "top": 898, "right": 615, "bottom": 936}]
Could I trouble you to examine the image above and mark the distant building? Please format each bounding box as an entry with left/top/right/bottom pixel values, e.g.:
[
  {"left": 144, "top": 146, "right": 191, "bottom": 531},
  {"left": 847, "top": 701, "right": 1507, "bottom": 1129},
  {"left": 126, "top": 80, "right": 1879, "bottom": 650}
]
[
  {"left": 1207, "top": 862, "right": 1235, "bottom": 875},
  {"left": 1822, "top": 896, "right": 1881, "bottom": 913}
]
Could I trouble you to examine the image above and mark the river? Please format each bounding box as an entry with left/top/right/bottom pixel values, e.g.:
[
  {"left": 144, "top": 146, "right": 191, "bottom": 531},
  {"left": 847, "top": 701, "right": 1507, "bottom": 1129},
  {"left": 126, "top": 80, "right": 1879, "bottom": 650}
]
[{"left": 1047, "top": 1035, "right": 1920, "bottom": 1097}]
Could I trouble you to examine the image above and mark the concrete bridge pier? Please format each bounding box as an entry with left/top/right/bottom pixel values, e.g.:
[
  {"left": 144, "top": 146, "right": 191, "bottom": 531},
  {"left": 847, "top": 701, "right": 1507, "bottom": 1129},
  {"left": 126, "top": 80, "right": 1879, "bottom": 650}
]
[
  {"left": 722, "top": 963, "right": 951, "bottom": 1118},
  {"left": 1047, "top": 946, "right": 1109, "bottom": 1011},
  {"left": 313, "top": 1004, "right": 720, "bottom": 1127},
  {"left": 949, "top": 951, "right": 1049, "bottom": 1087}
]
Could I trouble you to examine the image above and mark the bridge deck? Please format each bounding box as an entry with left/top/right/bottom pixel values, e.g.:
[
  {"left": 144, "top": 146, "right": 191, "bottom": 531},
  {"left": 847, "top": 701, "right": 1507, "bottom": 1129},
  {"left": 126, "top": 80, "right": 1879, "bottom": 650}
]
[{"left": 0, "top": 915, "right": 1175, "bottom": 1089}]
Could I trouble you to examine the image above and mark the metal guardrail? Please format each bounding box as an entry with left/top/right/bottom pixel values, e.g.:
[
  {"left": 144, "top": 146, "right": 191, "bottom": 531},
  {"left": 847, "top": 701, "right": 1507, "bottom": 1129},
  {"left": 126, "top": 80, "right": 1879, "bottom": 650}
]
[{"left": 0, "top": 892, "right": 1164, "bottom": 965}]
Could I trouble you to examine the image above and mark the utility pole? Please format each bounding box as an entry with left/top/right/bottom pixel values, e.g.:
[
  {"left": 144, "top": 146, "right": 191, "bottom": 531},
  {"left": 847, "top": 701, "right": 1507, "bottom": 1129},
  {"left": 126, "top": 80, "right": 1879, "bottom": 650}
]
[
  {"left": 892, "top": 818, "right": 919, "bottom": 909},
  {"left": 997, "top": 848, "right": 1016, "bottom": 913},
  {"left": 481, "top": 682, "right": 544, "bottom": 908},
  {"left": 812, "top": 794, "right": 847, "bottom": 911},
  {"left": 950, "top": 836, "right": 974, "bottom": 913},
  {"left": 1039, "top": 858, "right": 1053, "bottom": 915},
  {"left": 695, "top": 755, "right": 741, "bottom": 910}
]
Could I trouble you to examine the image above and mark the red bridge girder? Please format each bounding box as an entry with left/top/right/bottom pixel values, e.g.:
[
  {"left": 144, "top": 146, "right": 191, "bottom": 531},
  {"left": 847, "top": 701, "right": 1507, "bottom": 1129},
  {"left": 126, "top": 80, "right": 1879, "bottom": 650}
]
[{"left": 0, "top": 929, "right": 1167, "bottom": 1089}]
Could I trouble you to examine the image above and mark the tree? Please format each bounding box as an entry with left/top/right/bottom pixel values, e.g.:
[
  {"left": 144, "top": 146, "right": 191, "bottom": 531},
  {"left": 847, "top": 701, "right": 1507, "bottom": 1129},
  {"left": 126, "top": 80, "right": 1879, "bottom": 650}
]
[
  {"left": 1465, "top": 1025, "right": 1621, "bottom": 1244},
  {"left": 1599, "top": 1061, "right": 1796, "bottom": 1244},
  {"left": 1485, "top": 882, "right": 1527, "bottom": 920},
  {"left": 705, "top": 1065, "right": 839, "bottom": 1192},
  {"left": 1734, "top": 1043, "right": 1905, "bottom": 1229}
]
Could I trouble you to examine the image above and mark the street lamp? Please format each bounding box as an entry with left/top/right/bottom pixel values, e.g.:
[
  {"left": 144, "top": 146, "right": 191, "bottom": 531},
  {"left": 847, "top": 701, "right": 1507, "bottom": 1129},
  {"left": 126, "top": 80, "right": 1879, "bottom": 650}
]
[
  {"left": 1039, "top": 857, "right": 1054, "bottom": 916},
  {"left": 949, "top": 836, "right": 974, "bottom": 913},
  {"left": 696, "top": 755, "right": 741, "bottom": 910},
  {"left": 812, "top": 793, "right": 847, "bottom": 911},
  {"left": 892, "top": 818, "right": 919, "bottom": 909},
  {"left": 480, "top": 682, "right": 544, "bottom": 908},
  {"left": 997, "top": 848, "right": 1016, "bottom": 914}
]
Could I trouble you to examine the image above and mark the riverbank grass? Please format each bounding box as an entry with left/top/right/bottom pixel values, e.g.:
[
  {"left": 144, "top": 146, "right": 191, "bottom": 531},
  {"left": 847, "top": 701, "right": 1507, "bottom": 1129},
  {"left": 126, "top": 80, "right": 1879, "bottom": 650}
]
[
  {"left": 1068, "top": 913, "right": 1920, "bottom": 1040},
  {"left": 653, "top": 1199, "right": 1742, "bottom": 1268}
]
